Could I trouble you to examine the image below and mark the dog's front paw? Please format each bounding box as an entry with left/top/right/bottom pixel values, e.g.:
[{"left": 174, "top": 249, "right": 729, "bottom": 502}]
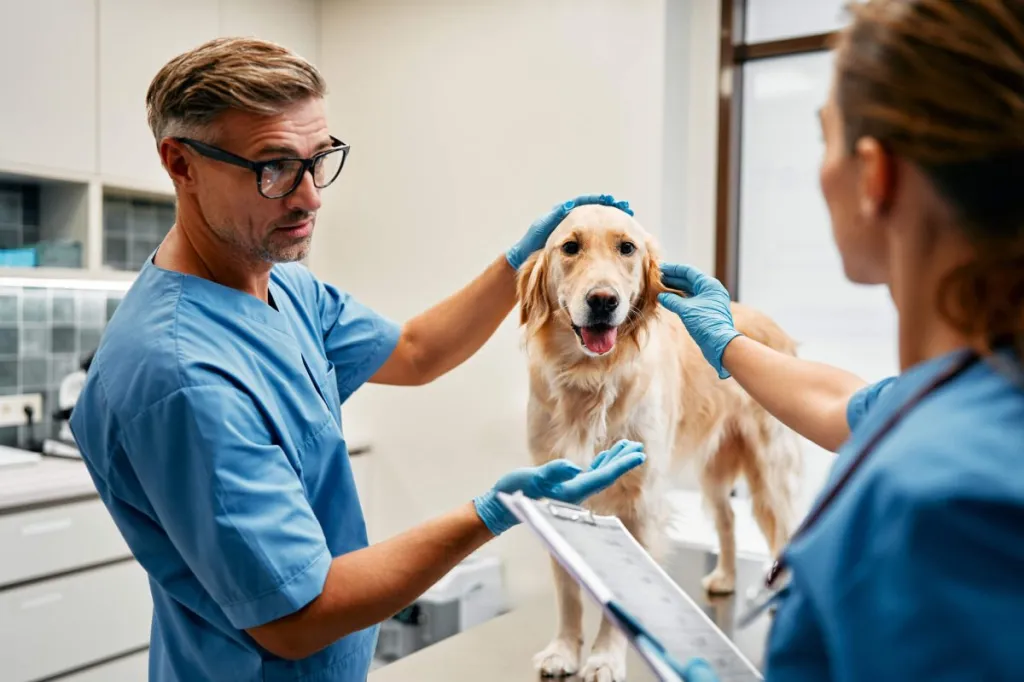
[
  {"left": 533, "top": 637, "right": 581, "bottom": 678},
  {"left": 580, "top": 650, "right": 627, "bottom": 682},
  {"left": 701, "top": 567, "right": 736, "bottom": 595}
]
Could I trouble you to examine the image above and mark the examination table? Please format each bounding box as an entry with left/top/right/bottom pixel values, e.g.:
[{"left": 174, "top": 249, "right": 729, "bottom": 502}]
[{"left": 369, "top": 545, "right": 772, "bottom": 681}]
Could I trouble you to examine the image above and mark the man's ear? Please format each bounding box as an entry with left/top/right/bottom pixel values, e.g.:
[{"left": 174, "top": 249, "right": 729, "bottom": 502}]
[
  {"left": 516, "top": 250, "right": 551, "bottom": 331},
  {"left": 159, "top": 138, "right": 196, "bottom": 191}
]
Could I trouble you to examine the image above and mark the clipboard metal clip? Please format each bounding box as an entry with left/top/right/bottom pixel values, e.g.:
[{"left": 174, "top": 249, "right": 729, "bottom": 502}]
[
  {"left": 544, "top": 499, "right": 597, "bottom": 525},
  {"left": 737, "top": 574, "right": 789, "bottom": 629}
]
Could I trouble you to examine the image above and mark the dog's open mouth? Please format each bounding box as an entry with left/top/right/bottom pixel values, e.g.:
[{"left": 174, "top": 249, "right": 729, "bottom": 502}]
[{"left": 572, "top": 323, "right": 618, "bottom": 355}]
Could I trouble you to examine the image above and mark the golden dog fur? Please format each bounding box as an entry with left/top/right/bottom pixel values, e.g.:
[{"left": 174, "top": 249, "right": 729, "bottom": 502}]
[{"left": 515, "top": 205, "right": 802, "bottom": 681}]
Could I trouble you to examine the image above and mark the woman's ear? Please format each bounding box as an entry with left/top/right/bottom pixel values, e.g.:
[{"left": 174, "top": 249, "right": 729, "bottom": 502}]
[{"left": 516, "top": 250, "right": 552, "bottom": 331}]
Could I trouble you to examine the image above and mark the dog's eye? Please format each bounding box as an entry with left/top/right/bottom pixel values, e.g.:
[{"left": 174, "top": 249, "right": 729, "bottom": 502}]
[
  {"left": 561, "top": 240, "right": 580, "bottom": 255},
  {"left": 619, "top": 241, "right": 636, "bottom": 256}
]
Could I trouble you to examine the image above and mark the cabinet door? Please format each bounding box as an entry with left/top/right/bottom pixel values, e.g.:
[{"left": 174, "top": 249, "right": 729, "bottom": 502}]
[
  {"left": 98, "top": 0, "right": 219, "bottom": 194},
  {"left": 219, "top": 0, "right": 321, "bottom": 65},
  {"left": 0, "top": 0, "right": 97, "bottom": 177},
  {"left": 0, "top": 498, "right": 133, "bottom": 589},
  {"left": 0, "top": 560, "right": 152, "bottom": 682},
  {"left": 55, "top": 650, "right": 149, "bottom": 682}
]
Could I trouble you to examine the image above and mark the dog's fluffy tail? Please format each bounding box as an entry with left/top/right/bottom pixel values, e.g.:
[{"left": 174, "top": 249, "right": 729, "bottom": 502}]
[{"left": 762, "top": 417, "right": 804, "bottom": 538}]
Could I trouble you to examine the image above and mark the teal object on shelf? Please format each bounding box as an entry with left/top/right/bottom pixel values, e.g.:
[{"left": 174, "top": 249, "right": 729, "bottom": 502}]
[
  {"left": 36, "top": 241, "right": 83, "bottom": 268},
  {"left": 0, "top": 247, "right": 37, "bottom": 267}
]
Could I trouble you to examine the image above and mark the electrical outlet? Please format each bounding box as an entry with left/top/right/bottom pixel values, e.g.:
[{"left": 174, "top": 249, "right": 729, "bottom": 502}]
[{"left": 0, "top": 393, "right": 44, "bottom": 428}]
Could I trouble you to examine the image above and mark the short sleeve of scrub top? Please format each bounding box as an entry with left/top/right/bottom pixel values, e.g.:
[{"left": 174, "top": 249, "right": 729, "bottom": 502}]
[
  {"left": 845, "top": 375, "right": 897, "bottom": 432},
  {"left": 120, "top": 383, "right": 332, "bottom": 629},
  {"left": 311, "top": 271, "right": 402, "bottom": 403}
]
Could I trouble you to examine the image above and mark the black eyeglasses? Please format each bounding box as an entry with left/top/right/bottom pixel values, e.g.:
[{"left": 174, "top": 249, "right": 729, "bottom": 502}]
[{"left": 174, "top": 135, "right": 350, "bottom": 199}]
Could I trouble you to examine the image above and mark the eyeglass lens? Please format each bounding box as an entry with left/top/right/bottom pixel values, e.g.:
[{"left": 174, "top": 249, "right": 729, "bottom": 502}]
[{"left": 260, "top": 148, "right": 345, "bottom": 197}]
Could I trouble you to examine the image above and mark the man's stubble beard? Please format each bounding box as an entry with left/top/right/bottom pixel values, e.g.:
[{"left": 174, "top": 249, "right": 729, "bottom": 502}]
[
  {"left": 257, "top": 233, "right": 312, "bottom": 264},
  {"left": 208, "top": 216, "right": 313, "bottom": 265}
]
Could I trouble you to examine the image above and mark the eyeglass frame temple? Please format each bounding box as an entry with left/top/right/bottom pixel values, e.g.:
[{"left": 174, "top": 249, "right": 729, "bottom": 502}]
[{"left": 172, "top": 135, "right": 350, "bottom": 197}]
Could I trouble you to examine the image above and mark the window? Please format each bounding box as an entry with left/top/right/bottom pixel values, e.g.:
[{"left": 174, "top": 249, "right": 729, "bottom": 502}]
[
  {"left": 715, "top": 1, "right": 898, "bottom": 497},
  {"left": 736, "top": 51, "right": 897, "bottom": 382},
  {"left": 744, "top": 0, "right": 850, "bottom": 43}
]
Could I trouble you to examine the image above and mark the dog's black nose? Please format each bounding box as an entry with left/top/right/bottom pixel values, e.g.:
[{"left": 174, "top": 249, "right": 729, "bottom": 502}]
[{"left": 586, "top": 291, "right": 619, "bottom": 316}]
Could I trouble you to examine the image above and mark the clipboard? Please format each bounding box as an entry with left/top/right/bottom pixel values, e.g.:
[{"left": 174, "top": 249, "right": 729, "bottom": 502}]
[{"left": 497, "top": 491, "right": 764, "bottom": 682}]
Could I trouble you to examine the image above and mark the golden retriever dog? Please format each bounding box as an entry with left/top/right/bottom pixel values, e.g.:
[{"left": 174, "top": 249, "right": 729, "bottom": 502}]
[{"left": 515, "top": 204, "right": 802, "bottom": 681}]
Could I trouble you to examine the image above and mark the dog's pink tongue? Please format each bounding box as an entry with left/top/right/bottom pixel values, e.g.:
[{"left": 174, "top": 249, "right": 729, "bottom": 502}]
[{"left": 581, "top": 326, "right": 617, "bottom": 354}]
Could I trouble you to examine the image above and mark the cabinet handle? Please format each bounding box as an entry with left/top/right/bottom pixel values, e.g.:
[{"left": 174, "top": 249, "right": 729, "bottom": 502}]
[
  {"left": 21, "top": 592, "right": 63, "bottom": 610},
  {"left": 21, "top": 518, "right": 73, "bottom": 536}
]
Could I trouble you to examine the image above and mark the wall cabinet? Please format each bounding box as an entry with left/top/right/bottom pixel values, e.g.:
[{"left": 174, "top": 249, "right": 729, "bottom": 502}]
[
  {"left": 98, "top": 0, "right": 221, "bottom": 194},
  {"left": 97, "top": 0, "right": 320, "bottom": 195},
  {"left": 219, "top": 0, "right": 321, "bottom": 66},
  {"left": 0, "top": 0, "right": 321, "bottom": 282},
  {"left": 0, "top": 1, "right": 98, "bottom": 179}
]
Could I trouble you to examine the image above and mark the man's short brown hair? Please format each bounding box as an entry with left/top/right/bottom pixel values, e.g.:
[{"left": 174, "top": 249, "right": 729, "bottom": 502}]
[{"left": 145, "top": 36, "right": 327, "bottom": 144}]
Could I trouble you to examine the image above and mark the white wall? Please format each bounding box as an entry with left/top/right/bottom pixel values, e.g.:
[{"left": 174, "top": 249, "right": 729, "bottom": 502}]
[{"left": 312, "top": 0, "right": 721, "bottom": 604}]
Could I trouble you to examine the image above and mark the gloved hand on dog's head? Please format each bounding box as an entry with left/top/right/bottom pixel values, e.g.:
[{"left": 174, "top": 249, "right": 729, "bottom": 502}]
[{"left": 506, "top": 194, "right": 633, "bottom": 271}]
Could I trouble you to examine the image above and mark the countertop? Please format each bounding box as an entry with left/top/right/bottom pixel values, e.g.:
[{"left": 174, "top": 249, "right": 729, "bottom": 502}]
[
  {"left": 369, "top": 544, "right": 774, "bottom": 682},
  {"left": 0, "top": 438, "right": 373, "bottom": 514},
  {"left": 0, "top": 456, "right": 99, "bottom": 514}
]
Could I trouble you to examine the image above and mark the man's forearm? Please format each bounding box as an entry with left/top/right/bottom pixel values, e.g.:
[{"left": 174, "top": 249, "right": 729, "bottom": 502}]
[
  {"left": 722, "top": 336, "right": 867, "bottom": 452},
  {"left": 248, "top": 503, "right": 494, "bottom": 660},
  {"left": 403, "top": 254, "right": 518, "bottom": 382}
]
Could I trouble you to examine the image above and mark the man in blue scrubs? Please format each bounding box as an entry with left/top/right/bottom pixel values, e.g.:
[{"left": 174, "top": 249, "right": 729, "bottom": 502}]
[{"left": 70, "top": 37, "right": 644, "bottom": 681}]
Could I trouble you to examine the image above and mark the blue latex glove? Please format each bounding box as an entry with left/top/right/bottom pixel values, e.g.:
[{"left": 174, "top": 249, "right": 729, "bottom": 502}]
[
  {"left": 506, "top": 194, "right": 634, "bottom": 270},
  {"left": 657, "top": 263, "right": 742, "bottom": 380},
  {"left": 670, "top": 657, "right": 720, "bottom": 682},
  {"left": 631, "top": 618, "right": 720, "bottom": 681},
  {"left": 473, "top": 440, "right": 646, "bottom": 535}
]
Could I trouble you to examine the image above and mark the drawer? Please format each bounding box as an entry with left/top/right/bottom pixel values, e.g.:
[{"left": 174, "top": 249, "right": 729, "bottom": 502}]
[
  {"left": 56, "top": 649, "right": 149, "bottom": 682},
  {"left": 0, "top": 498, "right": 132, "bottom": 588},
  {"left": 0, "top": 560, "right": 152, "bottom": 682}
]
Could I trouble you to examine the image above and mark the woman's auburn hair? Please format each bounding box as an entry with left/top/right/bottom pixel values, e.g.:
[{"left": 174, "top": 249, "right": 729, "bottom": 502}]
[{"left": 834, "top": 0, "right": 1024, "bottom": 360}]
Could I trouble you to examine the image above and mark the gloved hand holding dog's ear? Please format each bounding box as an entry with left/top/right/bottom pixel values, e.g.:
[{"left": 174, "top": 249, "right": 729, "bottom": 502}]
[
  {"left": 657, "top": 264, "right": 743, "bottom": 380},
  {"left": 506, "top": 194, "right": 633, "bottom": 270},
  {"left": 473, "top": 440, "right": 646, "bottom": 536}
]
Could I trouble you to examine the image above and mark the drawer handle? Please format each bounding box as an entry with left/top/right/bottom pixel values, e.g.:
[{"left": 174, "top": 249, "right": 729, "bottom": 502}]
[
  {"left": 21, "top": 518, "right": 73, "bottom": 536},
  {"left": 21, "top": 592, "right": 63, "bottom": 610}
]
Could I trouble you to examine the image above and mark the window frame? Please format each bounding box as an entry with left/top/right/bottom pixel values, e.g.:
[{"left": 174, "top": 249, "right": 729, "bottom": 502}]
[{"left": 714, "top": 0, "right": 839, "bottom": 297}]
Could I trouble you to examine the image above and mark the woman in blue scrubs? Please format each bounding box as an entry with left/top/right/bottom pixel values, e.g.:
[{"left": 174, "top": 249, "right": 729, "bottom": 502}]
[{"left": 659, "top": 1, "right": 1024, "bottom": 680}]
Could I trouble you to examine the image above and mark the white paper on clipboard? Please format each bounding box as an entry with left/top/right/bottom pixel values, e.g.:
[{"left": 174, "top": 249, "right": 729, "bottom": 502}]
[{"left": 497, "top": 491, "right": 763, "bottom": 682}]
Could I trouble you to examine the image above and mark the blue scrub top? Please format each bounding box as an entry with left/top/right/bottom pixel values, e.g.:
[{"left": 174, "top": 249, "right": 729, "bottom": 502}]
[
  {"left": 69, "top": 256, "right": 401, "bottom": 681},
  {"left": 764, "top": 348, "right": 1024, "bottom": 680}
]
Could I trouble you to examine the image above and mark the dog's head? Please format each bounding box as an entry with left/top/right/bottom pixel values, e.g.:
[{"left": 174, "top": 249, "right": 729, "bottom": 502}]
[{"left": 516, "top": 204, "right": 665, "bottom": 359}]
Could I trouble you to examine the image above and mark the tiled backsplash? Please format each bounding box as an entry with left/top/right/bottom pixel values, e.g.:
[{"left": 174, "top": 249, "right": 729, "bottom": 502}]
[
  {"left": 0, "top": 182, "right": 40, "bottom": 250},
  {"left": 103, "top": 195, "right": 174, "bottom": 272},
  {"left": 0, "top": 285, "right": 122, "bottom": 448}
]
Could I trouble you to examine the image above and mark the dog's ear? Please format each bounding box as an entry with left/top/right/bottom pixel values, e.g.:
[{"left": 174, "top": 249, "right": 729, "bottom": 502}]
[
  {"left": 639, "top": 236, "right": 668, "bottom": 314},
  {"left": 516, "top": 250, "right": 552, "bottom": 330}
]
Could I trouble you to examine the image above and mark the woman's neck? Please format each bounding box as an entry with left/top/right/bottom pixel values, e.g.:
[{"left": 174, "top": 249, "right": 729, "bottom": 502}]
[
  {"left": 888, "top": 225, "right": 981, "bottom": 371},
  {"left": 896, "top": 306, "right": 976, "bottom": 370}
]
